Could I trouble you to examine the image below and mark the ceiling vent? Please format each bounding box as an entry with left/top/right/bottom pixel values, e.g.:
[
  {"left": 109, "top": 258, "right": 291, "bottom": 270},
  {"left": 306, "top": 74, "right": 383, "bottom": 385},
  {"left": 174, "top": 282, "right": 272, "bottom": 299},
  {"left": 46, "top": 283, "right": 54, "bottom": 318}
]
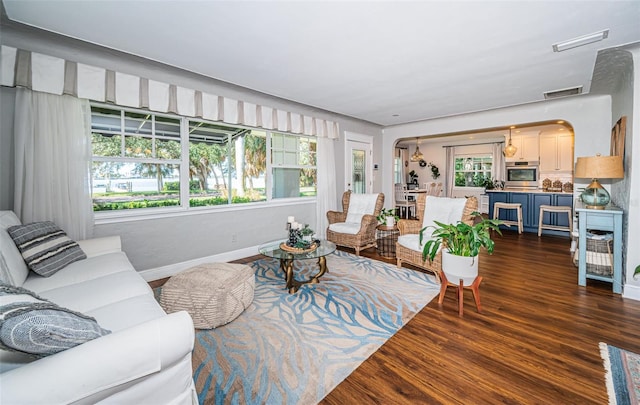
[{"left": 543, "top": 86, "right": 583, "bottom": 100}]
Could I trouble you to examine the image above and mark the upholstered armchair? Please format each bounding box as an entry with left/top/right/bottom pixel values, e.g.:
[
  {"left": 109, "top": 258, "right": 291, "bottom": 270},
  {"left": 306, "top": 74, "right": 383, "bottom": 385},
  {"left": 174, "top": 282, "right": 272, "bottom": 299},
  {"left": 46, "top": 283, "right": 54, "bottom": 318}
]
[
  {"left": 327, "top": 191, "right": 385, "bottom": 256},
  {"left": 396, "top": 194, "right": 478, "bottom": 281}
]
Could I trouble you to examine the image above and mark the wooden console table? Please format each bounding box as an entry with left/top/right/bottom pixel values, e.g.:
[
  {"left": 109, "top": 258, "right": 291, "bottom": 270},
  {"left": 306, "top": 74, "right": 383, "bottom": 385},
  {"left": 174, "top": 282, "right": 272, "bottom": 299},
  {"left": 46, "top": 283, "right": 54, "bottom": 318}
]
[{"left": 575, "top": 202, "right": 623, "bottom": 294}]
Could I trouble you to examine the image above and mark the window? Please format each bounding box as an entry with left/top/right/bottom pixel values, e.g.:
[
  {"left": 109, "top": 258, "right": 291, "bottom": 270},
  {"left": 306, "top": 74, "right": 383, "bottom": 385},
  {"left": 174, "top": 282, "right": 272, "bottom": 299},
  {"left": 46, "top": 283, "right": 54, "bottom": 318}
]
[
  {"left": 91, "top": 105, "right": 316, "bottom": 213},
  {"left": 271, "top": 133, "right": 317, "bottom": 198},
  {"left": 188, "top": 120, "right": 267, "bottom": 207},
  {"left": 91, "top": 107, "right": 182, "bottom": 211},
  {"left": 454, "top": 155, "right": 492, "bottom": 187}
]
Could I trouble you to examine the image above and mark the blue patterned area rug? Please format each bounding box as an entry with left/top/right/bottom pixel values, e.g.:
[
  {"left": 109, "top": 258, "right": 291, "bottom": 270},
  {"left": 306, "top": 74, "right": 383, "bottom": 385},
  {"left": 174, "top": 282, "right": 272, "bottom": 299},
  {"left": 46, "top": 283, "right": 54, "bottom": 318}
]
[
  {"left": 600, "top": 342, "right": 640, "bottom": 405},
  {"left": 191, "top": 250, "right": 439, "bottom": 404}
]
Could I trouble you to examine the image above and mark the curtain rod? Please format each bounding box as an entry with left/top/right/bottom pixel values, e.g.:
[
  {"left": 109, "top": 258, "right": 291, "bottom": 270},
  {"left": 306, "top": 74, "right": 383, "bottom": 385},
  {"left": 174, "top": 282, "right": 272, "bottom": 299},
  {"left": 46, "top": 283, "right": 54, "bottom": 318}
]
[{"left": 442, "top": 140, "right": 503, "bottom": 148}]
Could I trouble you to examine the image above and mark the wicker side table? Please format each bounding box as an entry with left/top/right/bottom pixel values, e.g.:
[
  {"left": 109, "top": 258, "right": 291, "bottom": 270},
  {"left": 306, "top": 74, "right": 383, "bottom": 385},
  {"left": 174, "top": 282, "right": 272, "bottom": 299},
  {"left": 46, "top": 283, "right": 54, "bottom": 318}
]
[{"left": 376, "top": 225, "right": 399, "bottom": 258}]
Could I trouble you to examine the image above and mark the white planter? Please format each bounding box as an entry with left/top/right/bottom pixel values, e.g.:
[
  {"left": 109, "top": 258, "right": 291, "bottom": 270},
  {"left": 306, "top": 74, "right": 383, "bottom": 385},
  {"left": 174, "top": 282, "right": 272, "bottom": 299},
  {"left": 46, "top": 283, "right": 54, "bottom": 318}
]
[
  {"left": 441, "top": 250, "right": 479, "bottom": 286},
  {"left": 385, "top": 216, "right": 395, "bottom": 227}
]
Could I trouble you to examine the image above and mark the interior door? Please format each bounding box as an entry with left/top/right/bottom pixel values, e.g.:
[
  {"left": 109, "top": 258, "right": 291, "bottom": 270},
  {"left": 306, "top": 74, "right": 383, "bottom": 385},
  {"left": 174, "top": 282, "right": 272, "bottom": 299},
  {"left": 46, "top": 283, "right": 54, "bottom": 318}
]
[{"left": 346, "top": 138, "right": 372, "bottom": 194}]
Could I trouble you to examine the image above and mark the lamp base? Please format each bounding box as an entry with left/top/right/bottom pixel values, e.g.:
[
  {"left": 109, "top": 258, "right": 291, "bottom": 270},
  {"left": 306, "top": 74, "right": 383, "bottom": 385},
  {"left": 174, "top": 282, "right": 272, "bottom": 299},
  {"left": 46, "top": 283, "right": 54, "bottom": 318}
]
[{"left": 580, "top": 179, "right": 610, "bottom": 210}]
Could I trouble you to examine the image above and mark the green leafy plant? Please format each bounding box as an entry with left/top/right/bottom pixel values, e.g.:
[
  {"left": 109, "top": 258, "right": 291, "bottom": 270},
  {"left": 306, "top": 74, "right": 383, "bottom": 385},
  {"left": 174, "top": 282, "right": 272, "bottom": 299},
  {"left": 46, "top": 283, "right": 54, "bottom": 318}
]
[
  {"left": 376, "top": 208, "right": 399, "bottom": 225},
  {"left": 473, "top": 176, "right": 505, "bottom": 190},
  {"left": 420, "top": 213, "right": 503, "bottom": 262},
  {"left": 634, "top": 265, "right": 640, "bottom": 279},
  {"left": 427, "top": 162, "right": 440, "bottom": 179},
  {"left": 301, "top": 224, "right": 314, "bottom": 237}
]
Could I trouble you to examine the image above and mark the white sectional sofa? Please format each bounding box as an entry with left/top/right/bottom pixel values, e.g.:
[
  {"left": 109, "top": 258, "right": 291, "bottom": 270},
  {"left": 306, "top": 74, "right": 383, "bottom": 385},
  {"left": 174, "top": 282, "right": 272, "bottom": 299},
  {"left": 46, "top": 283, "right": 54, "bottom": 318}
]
[{"left": 0, "top": 211, "right": 197, "bottom": 404}]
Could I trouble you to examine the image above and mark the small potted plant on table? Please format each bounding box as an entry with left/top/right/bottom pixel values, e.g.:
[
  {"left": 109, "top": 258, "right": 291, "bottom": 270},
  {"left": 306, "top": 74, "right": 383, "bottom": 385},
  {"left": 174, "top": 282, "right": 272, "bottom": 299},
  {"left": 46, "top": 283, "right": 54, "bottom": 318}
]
[{"left": 377, "top": 208, "right": 400, "bottom": 228}]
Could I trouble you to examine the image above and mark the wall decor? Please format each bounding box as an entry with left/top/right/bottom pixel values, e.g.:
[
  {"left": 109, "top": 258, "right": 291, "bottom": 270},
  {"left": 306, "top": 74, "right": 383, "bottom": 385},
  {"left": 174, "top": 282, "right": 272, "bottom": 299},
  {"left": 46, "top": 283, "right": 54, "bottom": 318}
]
[{"left": 610, "top": 116, "right": 626, "bottom": 163}]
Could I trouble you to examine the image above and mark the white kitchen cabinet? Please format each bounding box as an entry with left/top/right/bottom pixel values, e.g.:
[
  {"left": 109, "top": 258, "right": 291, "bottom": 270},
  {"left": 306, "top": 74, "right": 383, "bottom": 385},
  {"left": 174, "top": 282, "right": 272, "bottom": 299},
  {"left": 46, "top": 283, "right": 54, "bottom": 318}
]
[
  {"left": 505, "top": 133, "right": 539, "bottom": 162},
  {"left": 539, "top": 132, "right": 574, "bottom": 172}
]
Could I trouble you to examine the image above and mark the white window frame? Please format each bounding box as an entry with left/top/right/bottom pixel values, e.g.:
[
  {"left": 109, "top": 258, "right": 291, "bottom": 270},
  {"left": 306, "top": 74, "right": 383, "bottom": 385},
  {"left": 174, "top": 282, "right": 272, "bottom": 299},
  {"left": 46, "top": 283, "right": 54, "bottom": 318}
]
[{"left": 269, "top": 132, "right": 317, "bottom": 200}]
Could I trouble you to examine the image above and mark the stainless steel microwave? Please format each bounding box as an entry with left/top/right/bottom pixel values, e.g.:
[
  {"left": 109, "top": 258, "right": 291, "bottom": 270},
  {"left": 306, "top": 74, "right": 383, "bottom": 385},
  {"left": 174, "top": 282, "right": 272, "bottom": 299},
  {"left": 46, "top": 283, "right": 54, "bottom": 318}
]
[{"left": 505, "top": 161, "right": 539, "bottom": 188}]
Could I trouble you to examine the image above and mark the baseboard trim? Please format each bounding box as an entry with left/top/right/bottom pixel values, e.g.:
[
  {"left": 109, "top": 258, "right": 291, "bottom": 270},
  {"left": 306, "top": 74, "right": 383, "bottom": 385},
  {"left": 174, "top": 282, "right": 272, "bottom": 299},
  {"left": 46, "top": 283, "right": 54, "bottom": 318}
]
[
  {"left": 139, "top": 244, "right": 262, "bottom": 282},
  {"left": 623, "top": 283, "right": 640, "bottom": 301}
]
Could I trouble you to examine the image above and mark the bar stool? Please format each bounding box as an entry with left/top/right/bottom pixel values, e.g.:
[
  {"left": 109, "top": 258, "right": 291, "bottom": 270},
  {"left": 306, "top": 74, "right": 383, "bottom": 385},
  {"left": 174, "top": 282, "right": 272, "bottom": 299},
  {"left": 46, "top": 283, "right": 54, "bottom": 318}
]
[
  {"left": 538, "top": 205, "right": 573, "bottom": 236},
  {"left": 493, "top": 202, "right": 523, "bottom": 234}
]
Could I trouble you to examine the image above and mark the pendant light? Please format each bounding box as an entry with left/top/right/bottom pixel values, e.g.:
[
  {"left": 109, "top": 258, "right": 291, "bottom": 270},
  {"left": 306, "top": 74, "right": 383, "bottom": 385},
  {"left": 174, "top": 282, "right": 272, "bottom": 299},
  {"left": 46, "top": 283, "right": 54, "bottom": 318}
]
[
  {"left": 504, "top": 127, "right": 518, "bottom": 158},
  {"left": 410, "top": 138, "right": 424, "bottom": 162}
]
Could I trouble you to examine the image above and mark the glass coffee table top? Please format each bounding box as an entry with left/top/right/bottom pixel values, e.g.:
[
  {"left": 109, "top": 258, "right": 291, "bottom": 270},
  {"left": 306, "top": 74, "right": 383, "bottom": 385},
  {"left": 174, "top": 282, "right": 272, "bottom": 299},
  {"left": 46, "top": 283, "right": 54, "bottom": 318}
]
[
  {"left": 258, "top": 239, "right": 336, "bottom": 260},
  {"left": 258, "top": 239, "right": 336, "bottom": 293}
]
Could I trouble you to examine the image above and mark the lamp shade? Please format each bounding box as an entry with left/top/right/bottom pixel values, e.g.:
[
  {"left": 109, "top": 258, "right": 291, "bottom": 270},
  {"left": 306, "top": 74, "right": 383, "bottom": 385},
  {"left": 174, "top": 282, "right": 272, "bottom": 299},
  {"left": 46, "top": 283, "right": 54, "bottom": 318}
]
[
  {"left": 410, "top": 138, "right": 424, "bottom": 162},
  {"left": 503, "top": 127, "right": 517, "bottom": 158},
  {"left": 575, "top": 155, "right": 624, "bottom": 179}
]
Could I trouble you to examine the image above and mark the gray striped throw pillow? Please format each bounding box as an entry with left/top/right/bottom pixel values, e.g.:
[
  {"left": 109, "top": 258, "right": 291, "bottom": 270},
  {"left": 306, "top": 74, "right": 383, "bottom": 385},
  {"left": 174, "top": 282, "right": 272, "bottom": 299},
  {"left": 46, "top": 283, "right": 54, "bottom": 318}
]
[
  {"left": 0, "top": 283, "right": 111, "bottom": 357},
  {"left": 8, "top": 221, "right": 86, "bottom": 277}
]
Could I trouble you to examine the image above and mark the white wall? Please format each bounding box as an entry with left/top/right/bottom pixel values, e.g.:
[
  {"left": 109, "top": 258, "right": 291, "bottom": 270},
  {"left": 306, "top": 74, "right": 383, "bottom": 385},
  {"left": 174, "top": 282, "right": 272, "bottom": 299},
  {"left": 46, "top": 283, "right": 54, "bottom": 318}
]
[
  {"left": 0, "top": 22, "right": 383, "bottom": 272},
  {"left": 624, "top": 47, "right": 640, "bottom": 297},
  {"left": 603, "top": 46, "right": 640, "bottom": 299}
]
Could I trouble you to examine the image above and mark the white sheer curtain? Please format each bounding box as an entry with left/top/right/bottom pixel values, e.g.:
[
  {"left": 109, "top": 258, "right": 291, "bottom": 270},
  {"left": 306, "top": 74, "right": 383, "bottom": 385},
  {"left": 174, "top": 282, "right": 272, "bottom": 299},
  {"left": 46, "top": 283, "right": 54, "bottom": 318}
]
[
  {"left": 400, "top": 148, "right": 408, "bottom": 184},
  {"left": 444, "top": 146, "right": 455, "bottom": 197},
  {"left": 492, "top": 142, "right": 506, "bottom": 182},
  {"left": 14, "top": 88, "right": 93, "bottom": 240},
  {"left": 315, "top": 136, "right": 337, "bottom": 239}
]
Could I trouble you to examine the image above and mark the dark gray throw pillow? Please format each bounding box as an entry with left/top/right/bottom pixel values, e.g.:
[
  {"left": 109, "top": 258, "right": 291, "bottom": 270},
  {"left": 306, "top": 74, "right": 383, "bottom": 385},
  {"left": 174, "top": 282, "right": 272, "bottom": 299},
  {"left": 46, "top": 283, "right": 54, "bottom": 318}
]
[
  {"left": 8, "top": 221, "right": 86, "bottom": 277},
  {"left": 0, "top": 283, "right": 111, "bottom": 357}
]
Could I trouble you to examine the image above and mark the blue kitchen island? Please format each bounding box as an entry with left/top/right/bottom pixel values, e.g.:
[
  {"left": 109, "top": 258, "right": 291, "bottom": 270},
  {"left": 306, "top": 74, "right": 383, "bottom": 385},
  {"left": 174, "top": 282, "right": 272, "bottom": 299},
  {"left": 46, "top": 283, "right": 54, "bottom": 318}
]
[{"left": 487, "top": 189, "right": 575, "bottom": 236}]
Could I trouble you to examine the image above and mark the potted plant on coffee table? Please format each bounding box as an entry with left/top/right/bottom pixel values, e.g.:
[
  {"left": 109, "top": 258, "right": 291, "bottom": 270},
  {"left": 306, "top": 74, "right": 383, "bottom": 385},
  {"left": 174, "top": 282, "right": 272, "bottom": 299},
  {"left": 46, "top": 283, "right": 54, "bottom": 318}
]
[
  {"left": 420, "top": 213, "right": 502, "bottom": 314},
  {"left": 376, "top": 208, "right": 399, "bottom": 228}
]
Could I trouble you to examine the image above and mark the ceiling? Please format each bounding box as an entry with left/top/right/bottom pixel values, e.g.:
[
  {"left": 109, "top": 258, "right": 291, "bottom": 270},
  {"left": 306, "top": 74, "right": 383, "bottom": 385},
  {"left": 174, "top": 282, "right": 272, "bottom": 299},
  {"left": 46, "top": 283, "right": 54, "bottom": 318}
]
[{"left": 3, "top": 1, "right": 640, "bottom": 126}]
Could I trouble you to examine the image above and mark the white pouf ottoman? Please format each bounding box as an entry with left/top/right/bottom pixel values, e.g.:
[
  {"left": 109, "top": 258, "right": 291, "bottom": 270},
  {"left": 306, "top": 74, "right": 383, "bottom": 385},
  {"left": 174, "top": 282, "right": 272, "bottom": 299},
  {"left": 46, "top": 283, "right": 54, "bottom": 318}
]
[{"left": 160, "top": 263, "right": 255, "bottom": 329}]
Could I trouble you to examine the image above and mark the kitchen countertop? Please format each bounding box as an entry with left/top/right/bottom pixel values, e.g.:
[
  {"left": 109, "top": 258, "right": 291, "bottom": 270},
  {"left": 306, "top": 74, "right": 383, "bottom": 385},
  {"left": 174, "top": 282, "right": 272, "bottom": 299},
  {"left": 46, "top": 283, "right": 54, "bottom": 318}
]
[{"left": 485, "top": 188, "right": 575, "bottom": 195}]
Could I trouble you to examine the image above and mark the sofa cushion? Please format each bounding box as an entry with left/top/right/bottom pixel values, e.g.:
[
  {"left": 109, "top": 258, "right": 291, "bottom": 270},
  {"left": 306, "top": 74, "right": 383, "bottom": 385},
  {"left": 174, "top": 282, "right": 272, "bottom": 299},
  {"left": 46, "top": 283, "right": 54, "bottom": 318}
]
[
  {"left": 27, "top": 270, "right": 154, "bottom": 314},
  {"left": 0, "top": 212, "right": 29, "bottom": 286},
  {"left": 8, "top": 221, "right": 86, "bottom": 277},
  {"left": 0, "top": 211, "right": 21, "bottom": 230},
  {"left": 0, "top": 283, "right": 110, "bottom": 357},
  {"left": 22, "top": 251, "right": 134, "bottom": 293},
  {"left": 85, "top": 294, "right": 167, "bottom": 333}
]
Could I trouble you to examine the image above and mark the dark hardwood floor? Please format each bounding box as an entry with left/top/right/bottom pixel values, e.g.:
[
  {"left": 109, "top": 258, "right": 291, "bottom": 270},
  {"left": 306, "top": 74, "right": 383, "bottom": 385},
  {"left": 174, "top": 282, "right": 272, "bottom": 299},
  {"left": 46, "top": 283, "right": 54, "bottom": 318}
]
[
  {"left": 151, "top": 230, "right": 639, "bottom": 404},
  {"left": 319, "top": 230, "right": 640, "bottom": 405}
]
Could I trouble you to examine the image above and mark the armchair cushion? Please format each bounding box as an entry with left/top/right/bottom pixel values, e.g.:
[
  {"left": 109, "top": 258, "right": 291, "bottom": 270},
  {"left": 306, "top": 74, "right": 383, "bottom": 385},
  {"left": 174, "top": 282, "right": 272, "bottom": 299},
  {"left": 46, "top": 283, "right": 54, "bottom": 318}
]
[
  {"left": 397, "top": 234, "right": 423, "bottom": 251},
  {"left": 421, "top": 196, "right": 469, "bottom": 240},
  {"left": 398, "top": 196, "right": 469, "bottom": 251},
  {"left": 328, "top": 222, "right": 361, "bottom": 235},
  {"left": 345, "top": 193, "right": 380, "bottom": 224}
]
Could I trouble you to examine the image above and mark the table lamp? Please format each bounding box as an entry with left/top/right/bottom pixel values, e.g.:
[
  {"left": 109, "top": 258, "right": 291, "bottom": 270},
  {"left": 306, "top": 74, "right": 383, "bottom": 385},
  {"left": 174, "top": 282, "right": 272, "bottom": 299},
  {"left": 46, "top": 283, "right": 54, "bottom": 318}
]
[{"left": 574, "top": 154, "right": 624, "bottom": 209}]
